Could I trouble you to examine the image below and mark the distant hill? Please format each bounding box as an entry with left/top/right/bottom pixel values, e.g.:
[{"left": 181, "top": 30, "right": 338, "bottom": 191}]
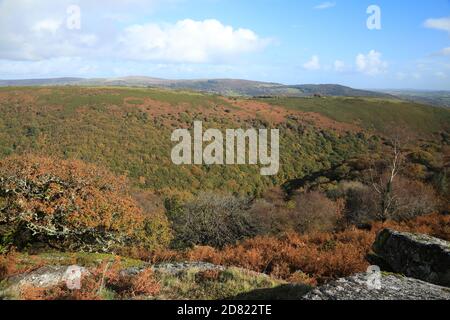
[
  {"left": 0, "top": 76, "right": 392, "bottom": 98},
  {"left": 0, "top": 77, "right": 84, "bottom": 86},
  {"left": 379, "top": 90, "right": 450, "bottom": 108},
  {"left": 283, "top": 84, "right": 389, "bottom": 98}
]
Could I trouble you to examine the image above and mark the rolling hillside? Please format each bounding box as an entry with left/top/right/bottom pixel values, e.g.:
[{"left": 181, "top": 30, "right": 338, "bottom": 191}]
[
  {"left": 0, "top": 86, "right": 448, "bottom": 196},
  {"left": 380, "top": 90, "right": 450, "bottom": 108},
  {"left": 0, "top": 77, "right": 392, "bottom": 98},
  {"left": 261, "top": 96, "right": 450, "bottom": 135}
]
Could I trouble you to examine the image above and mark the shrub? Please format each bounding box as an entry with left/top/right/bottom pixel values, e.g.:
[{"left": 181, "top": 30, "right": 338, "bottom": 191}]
[
  {"left": 408, "top": 150, "right": 436, "bottom": 168},
  {"left": 132, "top": 191, "right": 173, "bottom": 251},
  {"left": 432, "top": 170, "right": 448, "bottom": 199},
  {"left": 342, "top": 176, "right": 439, "bottom": 224},
  {"left": 138, "top": 214, "right": 173, "bottom": 250},
  {"left": 344, "top": 183, "right": 379, "bottom": 225},
  {"left": 389, "top": 176, "right": 439, "bottom": 221},
  {"left": 168, "top": 192, "right": 256, "bottom": 248},
  {"left": 291, "top": 192, "right": 341, "bottom": 234},
  {"left": 0, "top": 249, "right": 18, "bottom": 280},
  {"left": 184, "top": 230, "right": 372, "bottom": 284},
  {"left": 248, "top": 199, "right": 291, "bottom": 235},
  {"left": 184, "top": 213, "right": 450, "bottom": 284},
  {"left": 20, "top": 260, "right": 160, "bottom": 300},
  {"left": 0, "top": 155, "right": 147, "bottom": 252},
  {"left": 328, "top": 180, "right": 367, "bottom": 199},
  {"left": 127, "top": 268, "right": 160, "bottom": 297}
]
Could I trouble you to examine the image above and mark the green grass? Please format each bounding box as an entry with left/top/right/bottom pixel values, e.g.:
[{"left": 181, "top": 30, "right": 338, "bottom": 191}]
[
  {"left": 32, "top": 86, "right": 232, "bottom": 109},
  {"left": 12, "top": 251, "right": 145, "bottom": 269},
  {"left": 2, "top": 251, "right": 295, "bottom": 300},
  {"left": 38, "top": 252, "right": 146, "bottom": 269},
  {"left": 154, "top": 267, "right": 287, "bottom": 300},
  {"left": 263, "top": 96, "right": 450, "bottom": 135}
]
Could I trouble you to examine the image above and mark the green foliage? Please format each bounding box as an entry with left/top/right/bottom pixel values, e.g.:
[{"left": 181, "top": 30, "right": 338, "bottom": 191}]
[
  {"left": 138, "top": 216, "right": 173, "bottom": 250},
  {"left": 0, "top": 228, "right": 14, "bottom": 254},
  {"left": 409, "top": 150, "right": 436, "bottom": 168},
  {"left": 263, "top": 96, "right": 450, "bottom": 135},
  {"left": 0, "top": 87, "right": 374, "bottom": 196}
]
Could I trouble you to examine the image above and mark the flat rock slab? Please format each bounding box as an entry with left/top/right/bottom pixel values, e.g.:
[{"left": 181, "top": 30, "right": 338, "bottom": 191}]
[
  {"left": 1, "top": 265, "right": 88, "bottom": 298},
  {"left": 372, "top": 229, "right": 450, "bottom": 287},
  {"left": 7, "top": 265, "right": 87, "bottom": 288},
  {"left": 303, "top": 273, "right": 450, "bottom": 300},
  {"left": 151, "top": 262, "right": 226, "bottom": 275}
]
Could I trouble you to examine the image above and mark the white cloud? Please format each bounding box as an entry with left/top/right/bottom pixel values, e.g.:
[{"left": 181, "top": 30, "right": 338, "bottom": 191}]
[
  {"left": 424, "top": 17, "right": 450, "bottom": 33},
  {"left": 32, "top": 19, "right": 62, "bottom": 34},
  {"left": 437, "top": 47, "right": 450, "bottom": 56},
  {"left": 117, "top": 19, "right": 269, "bottom": 63},
  {"left": 0, "top": 0, "right": 272, "bottom": 78},
  {"left": 314, "top": 2, "right": 336, "bottom": 10},
  {"left": 303, "top": 55, "right": 321, "bottom": 70},
  {"left": 0, "top": 0, "right": 268, "bottom": 64},
  {"left": 0, "top": 0, "right": 111, "bottom": 60},
  {"left": 355, "top": 50, "right": 388, "bottom": 76},
  {"left": 78, "top": 34, "right": 98, "bottom": 47},
  {"left": 334, "top": 60, "right": 345, "bottom": 72}
]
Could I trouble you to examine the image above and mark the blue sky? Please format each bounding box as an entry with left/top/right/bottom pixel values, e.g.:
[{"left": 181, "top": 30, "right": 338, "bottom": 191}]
[{"left": 0, "top": 0, "right": 449, "bottom": 89}]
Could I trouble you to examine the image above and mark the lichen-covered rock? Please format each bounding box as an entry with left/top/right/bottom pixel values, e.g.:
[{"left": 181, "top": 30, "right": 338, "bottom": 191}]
[
  {"left": 8, "top": 265, "right": 88, "bottom": 288},
  {"left": 1, "top": 265, "right": 88, "bottom": 299},
  {"left": 372, "top": 229, "right": 450, "bottom": 287},
  {"left": 303, "top": 273, "right": 450, "bottom": 300},
  {"left": 151, "top": 262, "right": 226, "bottom": 275}
]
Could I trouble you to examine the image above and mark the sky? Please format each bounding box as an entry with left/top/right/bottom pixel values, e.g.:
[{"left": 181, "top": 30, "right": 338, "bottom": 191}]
[{"left": 0, "top": 0, "right": 449, "bottom": 90}]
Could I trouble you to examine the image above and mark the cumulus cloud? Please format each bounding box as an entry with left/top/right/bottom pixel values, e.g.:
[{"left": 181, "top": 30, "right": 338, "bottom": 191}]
[
  {"left": 0, "top": 0, "right": 107, "bottom": 60},
  {"left": 117, "top": 19, "right": 269, "bottom": 63},
  {"left": 424, "top": 17, "right": 450, "bottom": 33},
  {"left": 355, "top": 50, "right": 388, "bottom": 76},
  {"left": 0, "top": 0, "right": 268, "bottom": 65},
  {"left": 303, "top": 55, "right": 321, "bottom": 70},
  {"left": 314, "top": 2, "right": 336, "bottom": 10}
]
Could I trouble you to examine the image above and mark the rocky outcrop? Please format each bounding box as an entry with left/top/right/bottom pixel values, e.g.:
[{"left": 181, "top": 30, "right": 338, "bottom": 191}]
[
  {"left": 119, "top": 262, "right": 226, "bottom": 277},
  {"left": 303, "top": 273, "right": 450, "bottom": 300},
  {"left": 372, "top": 229, "right": 450, "bottom": 287},
  {"left": 1, "top": 265, "right": 88, "bottom": 299},
  {"left": 303, "top": 229, "right": 450, "bottom": 300},
  {"left": 7, "top": 265, "right": 88, "bottom": 289},
  {"left": 151, "top": 262, "right": 225, "bottom": 275}
]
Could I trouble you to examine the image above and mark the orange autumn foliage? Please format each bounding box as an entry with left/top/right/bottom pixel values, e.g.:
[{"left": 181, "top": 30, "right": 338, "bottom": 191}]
[
  {"left": 0, "top": 249, "right": 46, "bottom": 281},
  {"left": 183, "top": 213, "right": 449, "bottom": 284},
  {"left": 20, "top": 260, "right": 160, "bottom": 300},
  {"left": 0, "top": 155, "right": 146, "bottom": 252},
  {"left": 0, "top": 250, "right": 18, "bottom": 280}
]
